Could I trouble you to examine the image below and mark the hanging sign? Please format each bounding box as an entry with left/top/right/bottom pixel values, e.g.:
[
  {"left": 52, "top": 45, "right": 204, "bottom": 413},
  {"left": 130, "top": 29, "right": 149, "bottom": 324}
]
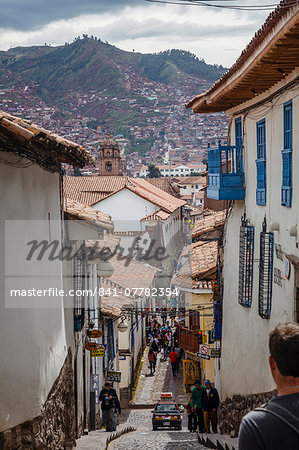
[
  {"left": 91, "top": 349, "right": 105, "bottom": 357},
  {"left": 211, "top": 349, "right": 221, "bottom": 358},
  {"left": 197, "top": 352, "right": 210, "bottom": 360},
  {"left": 87, "top": 329, "right": 103, "bottom": 338},
  {"left": 85, "top": 342, "right": 101, "bottom": 351},
  {"left": 107, "top": 371, "right": 122, "bottom": 383},
  {"left": 199, "top": 344, "right": 210, "bottom": 355}
]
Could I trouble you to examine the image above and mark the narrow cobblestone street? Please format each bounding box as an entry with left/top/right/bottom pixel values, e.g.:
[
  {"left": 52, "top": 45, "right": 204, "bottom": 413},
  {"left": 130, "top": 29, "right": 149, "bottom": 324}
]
[{"left": 76, "top": 346, "right": 209, "bottom": 449}]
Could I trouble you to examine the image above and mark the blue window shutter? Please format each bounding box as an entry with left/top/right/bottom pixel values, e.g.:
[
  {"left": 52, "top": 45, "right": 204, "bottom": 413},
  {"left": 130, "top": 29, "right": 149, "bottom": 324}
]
[
  {"left": 256, "top": 120, "right": 266, "bottom": 205},
  {"left": 281, "top": 101, "right": 292, "bottom": 207}
]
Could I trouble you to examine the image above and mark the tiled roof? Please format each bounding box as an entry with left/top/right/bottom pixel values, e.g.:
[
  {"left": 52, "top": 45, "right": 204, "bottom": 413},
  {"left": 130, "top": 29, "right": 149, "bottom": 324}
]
[
  {"left": 0, "top": 110, "right": 94, "bottom": 173},
  {"left": 186, "top": 1, "right": 299, "bottom": 113},
  {"left": 171, "top": 255, "right": 214, "bottom": 290},
  {"left": 147, "top": 178, "right": 180, "bottom": 197},
  {"left": 192, "top": 210, "right": 226, "bottom": 239},
  {"left": 64, "top": 176, "right": 185, "bottom": 213},
  {"left": 64, "top": 198, "right": 113, "bottom": 230},
  {"left": 64, "top": 176, "right": 127, "bottom": 204},
  {"left": 85, "top": 233, "right": 120, "bottom": 256},
  {"left": 175, "top": 176, "right": 206, "bottom": 185},
  {"left": 101, "top": 290, "right": 134, "bottom": 318},
  {"left": 126, "top": 178, "right": 185, "bottom": 213},
  {"left": 141, "top": 209, "right": 171, "bottom": 222},
  {"left": 65, "top": 191, "right": 107, "bottom": 206},
  {"left": 109, "top": 254, "right": 159, "bottom": 290},
  {"left": 192, "top": 240, "right": 218, "bottom": 279}
]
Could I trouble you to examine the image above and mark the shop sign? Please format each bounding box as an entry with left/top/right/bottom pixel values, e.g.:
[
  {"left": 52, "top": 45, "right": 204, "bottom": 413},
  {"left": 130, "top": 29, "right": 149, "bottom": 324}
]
[
  {"left": 197, "top": 353, "right": 210, "bottom": 360},
  {"left": 87, "top": 329, "right": 103, "bottom": 338},
  {"left": 85, "top": 342, "right": 101, "bottom": 351},
  {"left": 107, "top": 371, "right": 122, "bottom": 383},
  {"left": 91, "top": 348, "right": 105, "bottom": 357},
  {"left": 211, "top": 349, "right": 221, "bottom": 358}
]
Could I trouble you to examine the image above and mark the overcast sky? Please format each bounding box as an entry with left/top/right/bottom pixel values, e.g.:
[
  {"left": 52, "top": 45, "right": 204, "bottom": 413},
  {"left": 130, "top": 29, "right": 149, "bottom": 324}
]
[{"left": 0, "top": 1, "right": 271, "bottom": 66}]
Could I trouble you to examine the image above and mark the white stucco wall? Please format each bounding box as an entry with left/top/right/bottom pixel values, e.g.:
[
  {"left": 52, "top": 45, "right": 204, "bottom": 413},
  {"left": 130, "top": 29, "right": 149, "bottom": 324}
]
[
  {"left": 0, "top": 153, "right": 68, "bottom": 432},
  {"left": 93, "top": 189, "right": 157, "bottom": 231},
  {"left": 220, "top": 84, "right": 299, "bottom": 399}
]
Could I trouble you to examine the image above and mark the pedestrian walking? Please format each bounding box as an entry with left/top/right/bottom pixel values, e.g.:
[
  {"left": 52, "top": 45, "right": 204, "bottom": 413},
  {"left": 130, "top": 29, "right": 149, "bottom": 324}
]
[
  {"left": 163, "top": 334, "right": 170, "bottom": 358},
  {"left": 239, "top": 322, "right": 299, "bottom": 450},
  {"left": 148, "top": 348, "right": 157, "bottom": 375},
  {"left": 151, "top": 337, "right": 159, "bottom": 353},
  {"left": 161, "top": 307, "right": 167, "bottom": 325},
  {"left": 202, "top": 379, "right": 219, "bottom": 433},
  {"left": 112, "top": 395, "right": 121, "bottom": 431},
  {"left": 169, "top": 347, "right": 178, "bottom": 376},
  {"left": 191, "top": 380, "right": 206, "bottom": 433},
  {"left": 99, "top": 382, "right": 121, "bottom": 432},
  {"left": 186, "top": 399, "right": 197, "bottom": 432},
  {"left": 174, "top": 345, "right": 181, "bottom": 368}
]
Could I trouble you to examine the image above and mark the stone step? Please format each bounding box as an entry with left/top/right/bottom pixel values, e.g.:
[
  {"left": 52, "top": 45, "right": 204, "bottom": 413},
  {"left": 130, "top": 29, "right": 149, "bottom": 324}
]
[{"left": 198, "top": 432, "right": 238, "bottom": 450}]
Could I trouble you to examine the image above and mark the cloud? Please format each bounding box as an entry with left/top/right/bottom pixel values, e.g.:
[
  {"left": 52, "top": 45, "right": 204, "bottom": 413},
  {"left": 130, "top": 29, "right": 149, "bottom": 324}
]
[
  {"left": 0, "top": 2, "right": 269, "bottom": 66},
  {"left": 100, "top": 17, "right": 256, "bottom": 42},
  {"left": 0, "top": 0, "right": 141, "bottom": 31}
]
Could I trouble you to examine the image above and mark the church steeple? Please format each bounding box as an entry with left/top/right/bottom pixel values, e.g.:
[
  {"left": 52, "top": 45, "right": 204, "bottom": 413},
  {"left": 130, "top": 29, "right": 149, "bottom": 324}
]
[{"left": 98, "top": 135, "right": 122, "bottom": 176}]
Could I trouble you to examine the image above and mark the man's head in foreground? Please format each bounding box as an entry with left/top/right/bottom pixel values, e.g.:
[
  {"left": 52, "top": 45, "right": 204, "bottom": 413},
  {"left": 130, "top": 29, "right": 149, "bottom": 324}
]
[
  {"left": 269, "top": 322, "right": 299, "bottom": 394},
  {"left": 194, "top": 380, "right": 202, "bottom": 389}
]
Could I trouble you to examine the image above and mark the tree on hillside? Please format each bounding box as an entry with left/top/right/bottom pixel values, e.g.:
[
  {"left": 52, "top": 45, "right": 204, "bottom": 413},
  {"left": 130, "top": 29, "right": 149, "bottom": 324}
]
[{"left": 147, "top": 164, "right": 161, "bottom": 178}]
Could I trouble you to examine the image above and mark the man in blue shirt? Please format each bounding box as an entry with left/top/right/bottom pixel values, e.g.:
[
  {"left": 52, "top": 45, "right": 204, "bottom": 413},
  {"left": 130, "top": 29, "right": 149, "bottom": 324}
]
[{"left": 239, "top": 322, "right": 299, "bottom": 449}]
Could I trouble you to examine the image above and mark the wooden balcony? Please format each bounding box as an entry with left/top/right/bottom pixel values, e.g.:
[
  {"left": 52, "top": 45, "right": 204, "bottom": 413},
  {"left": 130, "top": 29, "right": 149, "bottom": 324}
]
[
  {"left": 207, "top": 142, "right": 245, "bottom": 200},
  {"left": 178, "top": 327, "right": 199, "bottom": 353}
]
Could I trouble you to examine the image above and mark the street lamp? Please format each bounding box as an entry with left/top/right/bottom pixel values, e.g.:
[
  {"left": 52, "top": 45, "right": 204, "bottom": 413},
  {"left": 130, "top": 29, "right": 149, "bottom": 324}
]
[
  {"left": 97, "top": 259, "right": 114, "bottom": 278},
  {"left": 117, "top": 317, "right": 128, "bottom": 333}
]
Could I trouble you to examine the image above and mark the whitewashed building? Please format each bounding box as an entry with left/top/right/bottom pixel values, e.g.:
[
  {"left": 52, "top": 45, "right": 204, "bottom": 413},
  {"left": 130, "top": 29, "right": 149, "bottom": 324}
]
[
  {"left": 0, "top": 112, "right": 94, "bottom": 448},
  {"left": 187, "top": 1, "right": 299, "bottom": 436},
  {"left": 140, "top": 163, "right": 206, "bottom": 178}
]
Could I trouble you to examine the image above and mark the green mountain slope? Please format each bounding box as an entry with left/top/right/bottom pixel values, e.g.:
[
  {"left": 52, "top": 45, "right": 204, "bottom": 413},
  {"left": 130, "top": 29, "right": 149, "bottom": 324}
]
[{"left": 0, "top": 38, "right": 225, "bottom": 95}]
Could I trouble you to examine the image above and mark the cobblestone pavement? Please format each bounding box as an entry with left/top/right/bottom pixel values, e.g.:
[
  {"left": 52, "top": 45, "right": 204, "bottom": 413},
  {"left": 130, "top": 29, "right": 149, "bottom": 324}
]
[
  {"left": 110, "top": 409, "right": 208, "bottom": 449},
  {"left": 132, "top": 348, "right": 170, "bottom": 405}
]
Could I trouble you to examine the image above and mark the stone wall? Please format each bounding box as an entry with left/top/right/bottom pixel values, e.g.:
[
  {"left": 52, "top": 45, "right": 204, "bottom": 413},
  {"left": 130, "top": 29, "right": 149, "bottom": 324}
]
[
  {"left": 0, "top": 349, "right": 76, "bottom": 450},
  {"left": 219, "top": 390, "right": 276, "bottom": 437}
]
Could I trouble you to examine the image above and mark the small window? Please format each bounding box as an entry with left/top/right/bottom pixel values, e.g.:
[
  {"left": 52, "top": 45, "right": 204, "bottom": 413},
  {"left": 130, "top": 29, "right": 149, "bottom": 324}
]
[
  {"left": 105, "top": 161, "right": 112, "bottom": 172},
  {"left": 258, "top": 221, "right": 274, "bottom": 319}
]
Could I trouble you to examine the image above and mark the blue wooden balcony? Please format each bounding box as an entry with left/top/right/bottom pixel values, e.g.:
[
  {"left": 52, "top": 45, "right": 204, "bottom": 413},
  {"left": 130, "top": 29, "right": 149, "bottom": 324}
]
[{"left": 207, "top": 142, "right": 245, "bottom": 200}]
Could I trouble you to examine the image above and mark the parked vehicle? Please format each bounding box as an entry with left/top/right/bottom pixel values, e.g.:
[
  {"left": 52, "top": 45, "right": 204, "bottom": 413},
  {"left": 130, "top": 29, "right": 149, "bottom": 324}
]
[{"left": 151, "top": 393, "right": 182, "bottom": 430}]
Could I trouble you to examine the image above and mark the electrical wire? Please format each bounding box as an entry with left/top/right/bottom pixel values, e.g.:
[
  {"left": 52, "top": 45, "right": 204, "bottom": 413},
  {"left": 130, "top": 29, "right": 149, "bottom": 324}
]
[{"left": 145, "top": 0, "right": 299, "bottom": 10}]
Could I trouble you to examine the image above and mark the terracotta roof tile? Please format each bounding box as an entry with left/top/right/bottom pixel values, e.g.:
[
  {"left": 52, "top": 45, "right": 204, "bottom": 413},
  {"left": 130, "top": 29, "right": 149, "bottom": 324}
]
[
  {"left": 0, "top": 110, "right": 93, "bottom": 173},
  {"left": 109, "top": 254, "right": 160, "bottom": 290},
  {"left": 192, "top": 210, "right": 226, "bottom": 239},
  {"left": 147, "top": 178, "right": 180, "bottom": 197},
  {"left": 192, "top": 240, "right": 218, "bottom": 279},
  {"left": 64, "top": 198, "right": 113, "bottom": 230},
  {"left": 126, "top": 178, "right": 185, "bottom": 213},
  {"left": 141, "top": 209, "right": 171, "bottom": 222},
  {"left": 64, "top": 176, "right": 186, "bottom": 213}
]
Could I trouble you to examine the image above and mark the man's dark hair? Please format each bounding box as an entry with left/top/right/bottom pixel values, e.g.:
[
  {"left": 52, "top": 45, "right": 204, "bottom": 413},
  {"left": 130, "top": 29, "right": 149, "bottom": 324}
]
[
  {"left": 269, "top": 322, "right": 299, "bottom": 377},
  {"left": 194, "top": 379, "right": 201, "bottom": 385},
  {"left": 105, "top": 381, "right": 112, "bottom": 387}
]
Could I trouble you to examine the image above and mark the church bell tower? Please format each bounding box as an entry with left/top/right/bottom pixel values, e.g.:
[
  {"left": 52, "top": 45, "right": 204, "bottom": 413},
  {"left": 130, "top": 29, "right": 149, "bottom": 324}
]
[{"left": 98, "top": 135, "right": 122, "bottom": 176}]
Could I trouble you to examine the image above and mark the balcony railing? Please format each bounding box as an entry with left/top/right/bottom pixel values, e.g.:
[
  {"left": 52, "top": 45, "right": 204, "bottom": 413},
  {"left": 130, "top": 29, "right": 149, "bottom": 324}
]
[
  {"left": 207, "top": 141, "right": 245, "bottom": 200},
  {"left": 178, "top": 327, "right": 199, "bottom": 353}
]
